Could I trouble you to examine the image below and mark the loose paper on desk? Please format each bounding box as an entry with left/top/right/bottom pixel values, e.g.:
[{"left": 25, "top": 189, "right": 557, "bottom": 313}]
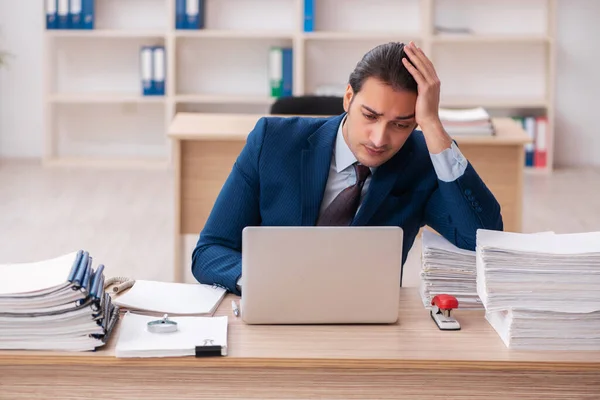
[
  {"left": 115, "top": 313, "right": 228, "bottom": 358},
  {"left": 113, "top": 280, "right": 226, "bottom": 315}
]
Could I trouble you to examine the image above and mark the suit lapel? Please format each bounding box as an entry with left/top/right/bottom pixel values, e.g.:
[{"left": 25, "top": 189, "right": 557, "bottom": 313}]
[
  {"left": 300, "top": 115, "right": 343, "bottom": 226},
  {"left": 352, "top": 137, "right": 415, "bottom": 226}
]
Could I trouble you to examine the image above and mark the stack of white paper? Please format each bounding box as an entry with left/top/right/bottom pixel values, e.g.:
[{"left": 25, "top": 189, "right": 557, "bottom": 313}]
[
  {"left": 0, "top": 251, "right": 119, "bottom": 352},
  {"left": 419, "top": 230, "right": 482, "bottom": 309},
  {"left": 476, "top": 229, "right": 600, "bottom": 350},
  {"left": 115, "top": 312, "right": 228, "bottom": 358},
  {"left": 438, "top": 107, "right": 494, "bottom": 136},
  {"left": 486, "top": 308, "right": 600, "bottom": 350},
  {"left": 113, "top": 280, "right": 227, "bottom": 316}
]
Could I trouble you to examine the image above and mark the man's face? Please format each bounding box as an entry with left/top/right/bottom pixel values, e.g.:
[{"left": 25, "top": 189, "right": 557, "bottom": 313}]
[{"left": 342, "top": 77, "right": 418, "bottom": 168}]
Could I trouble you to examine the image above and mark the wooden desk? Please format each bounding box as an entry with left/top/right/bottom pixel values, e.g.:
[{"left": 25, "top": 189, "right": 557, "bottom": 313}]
[
  {"left": 1, "top": 288, "right": 598, "bottom": 399},
  {"left": 168, "top": 113, "right": 530, "bottom": 282}
]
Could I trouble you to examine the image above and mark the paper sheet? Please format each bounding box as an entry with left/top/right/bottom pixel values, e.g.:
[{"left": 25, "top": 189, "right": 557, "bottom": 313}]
[
  {"left": 115, "top": 312, "right": 228, "bottom": 358},
  {"left": 113, "top": 280, "right": 227, "bottom": 315},
  {"left": 0, "top": 252, "right": 78, "bottom": 296}
]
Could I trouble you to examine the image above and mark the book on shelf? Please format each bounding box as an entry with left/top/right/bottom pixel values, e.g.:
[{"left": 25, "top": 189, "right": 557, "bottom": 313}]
[
  {"left": 512, "top": 116, "right": 548, "bottom": 169},
  {"left": 269, "top": 47, "right": 293, "bottom": 98},
  {"left": 176, "top": 0, "right": 205, "bottom": 30},
  {"left": 47, "top": 0, "right": 94, "bottom": 30}
]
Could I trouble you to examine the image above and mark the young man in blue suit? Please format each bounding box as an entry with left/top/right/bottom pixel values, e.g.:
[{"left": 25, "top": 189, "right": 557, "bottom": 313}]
[{"left": 192, "top": 41, "right": 503, "bottom": 295}]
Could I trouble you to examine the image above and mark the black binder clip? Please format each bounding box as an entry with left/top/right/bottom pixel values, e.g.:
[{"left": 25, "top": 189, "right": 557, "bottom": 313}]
[
  {"left": 195, "top": 339, "right": 224, "bottom": 357},
  {"left": 147, "top": 314, "right": 178, "bottom": 334}
]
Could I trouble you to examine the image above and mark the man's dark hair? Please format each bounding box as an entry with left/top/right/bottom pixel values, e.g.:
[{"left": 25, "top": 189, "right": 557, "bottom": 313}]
[{"left": 348, "top": 42, "right": 418, "bottom": 94}]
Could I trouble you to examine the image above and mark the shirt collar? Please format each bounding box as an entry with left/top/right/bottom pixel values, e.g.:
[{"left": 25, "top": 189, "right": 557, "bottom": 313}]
[
  {"left": 334, "top": 115, "right": 358, "bottom": 173},
  {"left": 334, "top": 115, "right": 376, "bottom": 175}
]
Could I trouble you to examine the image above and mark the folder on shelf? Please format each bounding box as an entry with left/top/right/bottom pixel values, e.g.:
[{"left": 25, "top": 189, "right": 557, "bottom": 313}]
[
  {"left": 152, "top": 46, "right": 166, "bottom": 96},
  {"left": 523, "top": 116, "right": 536, "bottom": 167},
  {"left": 269, "top": 47, "right": 293, "bottom": 98},
  {"left": 57, "top": 0, "right": 69, "bottom": 29},
  {"left": 535, "top": 116, "right": 548, "bottom": 169},
  {"left": 185, "top": 0, "right": 205, "bottom": 30},
  {"left": 46, "top": 0, "right": 58, "bottom": 30},
  {"left": 115, "top": 313, "right": 228, "bottom": 358},
  {"left": 269, "top": 47, "right": 283, "bottom": 97},
  {"left": 282, "top": 48, "right": 293, "bottom": 97},
  {"left": 81, "top": 0, "right": 95, "bottom": 30},
  {"left": 69, "top": 0, "right": 82, "bottom": 29},
  {"left": 304, "top": 0, "right": 314, "bottom": 32},
  {"left": 140, "top": 46, "right": 154, "bottom": 96},
  {"left": 176, "top": 0, "right": 186, "bottom": 29}
]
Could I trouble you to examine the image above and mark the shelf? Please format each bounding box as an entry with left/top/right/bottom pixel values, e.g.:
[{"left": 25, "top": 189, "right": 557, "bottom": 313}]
[
  {"left": 46, "top": 30, "right": 167, "bottom": 39},
  {"left": 303, "top": 31, "right": 420, "bottom": 41},
  {"left": 313, "top": 0, "right": 421, "bottom": 35},
  {"left": 41, "top": 0, "right": 556, "bottom": 170},
  {"left": 176, "top": 38, "right": 292, "bottom": 99},
  {"left": 50, "top": 93, "right": 165, "bottom": 104},
  {"left": 432, "top": 34, "right": 551, "bottom": 44},
  {"left": 175, "top": 30, "right": 295, "bottom": 39},
  {"left": 440, "top": 97, "right": 548, "bottom": 109},
  {"left": 175, "top": 95, "right": 275, "bottom": 105}
]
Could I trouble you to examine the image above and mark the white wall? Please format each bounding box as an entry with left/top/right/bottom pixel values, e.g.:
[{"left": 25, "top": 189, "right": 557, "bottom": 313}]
[
  {"left": 553, "top": 0, "right": 600, "bottom": 167},
  {"left": 0, "top": 0, "right": 599, "bottom": 165},
  {"left": 0, "top": 0, "right": 43, "bottom": 158}
]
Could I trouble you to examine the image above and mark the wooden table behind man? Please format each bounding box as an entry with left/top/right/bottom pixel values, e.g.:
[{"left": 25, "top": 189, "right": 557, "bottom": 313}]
[{"left": 168, "top": 113, "right": 530, "bottom": 282}]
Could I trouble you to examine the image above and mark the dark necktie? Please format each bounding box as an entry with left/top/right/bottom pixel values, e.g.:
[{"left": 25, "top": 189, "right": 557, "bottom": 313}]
[{"left": 316, "top": 163, "right": 371, "bottom": 226}]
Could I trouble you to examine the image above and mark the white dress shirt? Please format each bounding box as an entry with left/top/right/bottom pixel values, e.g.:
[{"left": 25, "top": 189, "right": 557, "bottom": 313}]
[{"left": 318, "top": 116, "right": 468, "bottom": 216}]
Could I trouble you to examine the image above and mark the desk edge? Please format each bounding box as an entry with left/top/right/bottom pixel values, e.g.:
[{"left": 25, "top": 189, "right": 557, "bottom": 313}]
[{"left": 1, "top": 355, "right": 599, "bottom": 372}]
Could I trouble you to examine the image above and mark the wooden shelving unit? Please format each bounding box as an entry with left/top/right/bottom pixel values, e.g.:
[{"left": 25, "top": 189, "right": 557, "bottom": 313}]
[{"left": 43, "top": 0, "right": 556, "bottom": 172}]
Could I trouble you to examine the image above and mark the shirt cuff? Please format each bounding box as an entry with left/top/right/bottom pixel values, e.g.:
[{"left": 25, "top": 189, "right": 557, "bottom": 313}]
[
  {"left": 429, "top": 142, "right": 468, "bottom": 182},
  {"left": 236, "top": 276, "right": 243, "bottom": 290}
]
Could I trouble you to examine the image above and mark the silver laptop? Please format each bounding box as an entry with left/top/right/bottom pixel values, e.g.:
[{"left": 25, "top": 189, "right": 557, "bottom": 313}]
[{"left": 240, "top": 226, "right": 403, "bottom": 324}]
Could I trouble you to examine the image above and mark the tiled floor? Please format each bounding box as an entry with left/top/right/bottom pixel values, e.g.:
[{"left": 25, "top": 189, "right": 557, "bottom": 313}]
[{"left": 1, "top": 159, "right": 599, "bottom": 288}]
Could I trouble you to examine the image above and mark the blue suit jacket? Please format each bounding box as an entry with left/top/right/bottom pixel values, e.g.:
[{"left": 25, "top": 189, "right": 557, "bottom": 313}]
[{"left": 192, "top": 113, "right": 503, "bottom": 295}]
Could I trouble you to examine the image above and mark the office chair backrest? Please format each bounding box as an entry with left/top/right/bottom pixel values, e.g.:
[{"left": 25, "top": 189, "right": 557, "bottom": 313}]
[{"left": 270, "top": 95, "right": 345, "bottom": 116}]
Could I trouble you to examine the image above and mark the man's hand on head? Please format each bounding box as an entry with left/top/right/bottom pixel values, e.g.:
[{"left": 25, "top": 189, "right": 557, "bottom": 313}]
[{"left": 402, "top": 41, "right": 453, "bottom": 154}]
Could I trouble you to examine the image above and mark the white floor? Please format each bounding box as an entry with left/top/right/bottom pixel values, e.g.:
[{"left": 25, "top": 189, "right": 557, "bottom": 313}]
[{"left": 1, "top": 159, "right": 599, "bottom": 288}]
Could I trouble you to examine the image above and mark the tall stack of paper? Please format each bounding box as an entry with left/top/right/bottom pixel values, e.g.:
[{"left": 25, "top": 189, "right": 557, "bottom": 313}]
[
  {"left": 438, "top": 107, "right": 494, "bottom": 136},
  {"left": 419, "top": 230, "right": 482, "bottom": 309},
  {"left": 0, "top": 250, "right": 119, "bottom": 352},
  {"left": 476, "top": 229, "right": 600, "bottom": 350}
]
